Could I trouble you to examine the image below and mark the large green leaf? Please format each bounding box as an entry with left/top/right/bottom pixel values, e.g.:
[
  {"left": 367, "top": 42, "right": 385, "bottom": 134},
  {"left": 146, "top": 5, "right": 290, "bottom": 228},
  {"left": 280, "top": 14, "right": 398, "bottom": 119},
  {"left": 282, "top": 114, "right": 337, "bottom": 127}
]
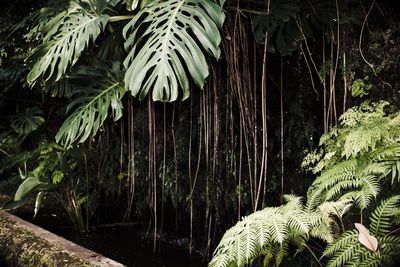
[
  {"left": 253, "top": 0, "right": 301, "bottom": 55},
  {"left": 14, "top": 176, "right": 42, "bottom": 201},
  {"left": 123, "top": 0, "right": 225, "bottom": 102},
  {"left": 26, "top": 0, "right": 110, "bottom": 86},
  {"left": 10, "top": 107, "right": 45, "bottom": 136},
  {"left": 55, "top": 61, "right": 126, "bottom": 147}
]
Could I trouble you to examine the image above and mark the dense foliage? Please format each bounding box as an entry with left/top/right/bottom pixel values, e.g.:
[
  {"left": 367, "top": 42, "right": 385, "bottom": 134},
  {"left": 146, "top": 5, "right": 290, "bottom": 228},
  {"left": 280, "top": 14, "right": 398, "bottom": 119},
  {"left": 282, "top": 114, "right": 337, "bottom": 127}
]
[
  {"left": 0, "top": 0, "right": 399, "bottom": 265},
  {"left": 210, "top": 102, "right": 400, "bottom": 266}
]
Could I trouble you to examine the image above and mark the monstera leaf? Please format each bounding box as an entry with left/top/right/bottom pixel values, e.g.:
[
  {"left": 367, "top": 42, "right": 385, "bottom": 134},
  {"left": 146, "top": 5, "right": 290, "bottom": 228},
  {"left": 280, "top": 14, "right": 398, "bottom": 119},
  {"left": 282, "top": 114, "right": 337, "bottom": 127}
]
[
  {"left": 253, "top": 0, "right": 301, "bottom": 55},
  {"left": 55, "top": 61, "right": 126, "bottom": 147},
  {"left": 123, "top": 0, "right": 225, "bottom": 102},
  {"left": 27, "top": 0, "right": 110, "bottom": 86},
  {"left": 11, "top": 107, "right": 45, "bottom": 136}
]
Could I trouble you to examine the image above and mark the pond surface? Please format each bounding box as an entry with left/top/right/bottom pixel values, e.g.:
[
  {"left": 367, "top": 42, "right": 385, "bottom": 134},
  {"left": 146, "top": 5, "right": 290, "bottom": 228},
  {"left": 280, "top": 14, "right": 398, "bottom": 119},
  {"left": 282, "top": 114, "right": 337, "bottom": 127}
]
[
  {"left": 15, "top": 212, "right": 204, "bottom": 267},
  {"left": 63, "top": 226, "right": 204, "bottom": 267}
]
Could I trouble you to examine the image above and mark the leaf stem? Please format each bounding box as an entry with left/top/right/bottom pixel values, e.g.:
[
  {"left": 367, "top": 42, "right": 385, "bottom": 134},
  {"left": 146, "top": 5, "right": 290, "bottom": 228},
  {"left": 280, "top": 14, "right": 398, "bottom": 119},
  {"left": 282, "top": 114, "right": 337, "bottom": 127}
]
[
  {"left": 304, "top": 244, "right": 323, "bottom": 267},
  {"left": 0, "top": 148, "right": 11, "bottom": 157},
  {"left": 224, "top": 7, "right": 268, "bottom": 15},
  {"left": 109, "top": 15, "right": 135, "bottom": 22}
]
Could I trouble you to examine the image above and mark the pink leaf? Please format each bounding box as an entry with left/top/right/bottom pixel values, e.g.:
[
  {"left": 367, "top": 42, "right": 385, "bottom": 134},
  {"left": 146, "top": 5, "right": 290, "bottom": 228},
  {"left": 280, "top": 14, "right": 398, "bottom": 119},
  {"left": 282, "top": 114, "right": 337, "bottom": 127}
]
[{"left": 354, "top": 223, "right": 378, "bottom": 252}]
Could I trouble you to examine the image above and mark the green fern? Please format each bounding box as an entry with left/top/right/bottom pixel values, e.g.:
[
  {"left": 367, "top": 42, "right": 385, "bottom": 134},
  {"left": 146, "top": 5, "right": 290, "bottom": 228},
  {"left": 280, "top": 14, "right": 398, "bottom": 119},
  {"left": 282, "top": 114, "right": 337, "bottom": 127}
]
[
  {"left": 324, "top": 230, "right": 360, "bottom": 267},
  {"left": 209, "top": 195, "right": 316, "bottom": 267},
  {"left": 370, "top": 195, "right": 400, "bottom": 236},
  {"left": 305, "top": 102, "right": 400, "bottom": 212},
  {"left": 323, "top": 196, "right": 400, "bottom": 267}
]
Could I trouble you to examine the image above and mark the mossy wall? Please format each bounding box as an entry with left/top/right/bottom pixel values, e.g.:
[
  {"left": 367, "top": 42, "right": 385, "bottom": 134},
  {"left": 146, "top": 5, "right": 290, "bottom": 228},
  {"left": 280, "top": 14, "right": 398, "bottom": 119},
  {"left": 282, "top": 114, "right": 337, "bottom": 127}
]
[{"left": 0, "top": 215, "right": 92, "bottom": 267}]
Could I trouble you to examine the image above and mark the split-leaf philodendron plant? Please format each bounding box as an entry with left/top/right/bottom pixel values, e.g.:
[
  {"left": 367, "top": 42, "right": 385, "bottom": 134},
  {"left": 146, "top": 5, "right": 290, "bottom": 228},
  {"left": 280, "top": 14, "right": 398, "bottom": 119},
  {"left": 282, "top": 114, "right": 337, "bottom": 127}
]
[
  {"left": 1, "top": 0, "right": 225, "bottom": 222},
  {"left": 26, "top": 0, "right": 225, "bottom": 148},
  {"left": 16, "top": 0, "right": 356, "bottom": 149}
]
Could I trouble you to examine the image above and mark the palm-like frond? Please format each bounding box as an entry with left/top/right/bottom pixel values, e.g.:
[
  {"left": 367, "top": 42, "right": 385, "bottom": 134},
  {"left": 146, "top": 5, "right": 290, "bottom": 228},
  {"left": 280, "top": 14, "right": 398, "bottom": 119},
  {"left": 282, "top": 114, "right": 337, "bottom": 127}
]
[
  {"left": 370, "top": 195, "right": 400, "bottom": 236},
  {"left": 307, "top": 159, "right": 357, "bottom": 211},
  {"left": 27, "top": 0, "right": 110, "bottom": 85},
  {"left": 209, "top": 196, "right": 315, "bottom": 267},
  {"left": 123, "top": 0, "right": 225, "bottom": 101},
  {"left": 323, "top": 195, "right": 400, "bottom": 267},
  {"left": 55, "top": 61, "right": 126, "bottom": 147},
  {"left": 324, "top": 229, "right": 400, "bottom": 267},
  {"left": 323, "top": 230, "right": 359, "bottom": 265}
]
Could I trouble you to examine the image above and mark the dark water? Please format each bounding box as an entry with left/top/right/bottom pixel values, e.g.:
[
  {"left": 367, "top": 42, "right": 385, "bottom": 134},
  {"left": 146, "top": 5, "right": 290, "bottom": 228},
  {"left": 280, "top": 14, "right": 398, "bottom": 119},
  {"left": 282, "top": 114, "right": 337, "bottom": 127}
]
[
  {"left": 62, "top": 226, "right": 204, "bottom": 267},
  {"left": 14, "top": 212, "right": 205, "bottom": 267}
]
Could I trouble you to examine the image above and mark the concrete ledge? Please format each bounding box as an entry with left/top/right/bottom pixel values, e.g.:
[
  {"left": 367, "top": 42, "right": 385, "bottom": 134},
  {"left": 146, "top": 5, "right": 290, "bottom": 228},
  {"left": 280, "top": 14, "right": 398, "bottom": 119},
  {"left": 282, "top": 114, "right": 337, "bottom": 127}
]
[{"left": 0, "top": 211, "right": 125, "bottom": 267}]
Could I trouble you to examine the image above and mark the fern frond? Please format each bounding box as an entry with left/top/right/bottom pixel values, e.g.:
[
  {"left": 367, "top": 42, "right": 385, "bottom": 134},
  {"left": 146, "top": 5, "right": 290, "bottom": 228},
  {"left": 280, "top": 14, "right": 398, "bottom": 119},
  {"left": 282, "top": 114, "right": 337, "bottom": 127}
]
[
  {"left": 309, "top": 222, "right": 335, "bottom": 243},
  {"left": 241, "top": 217, "right": 258, "bottom": 266},
  {"left": 285, "top": 211, "right": 310, "bottom": 234},
  {"left": 312, "top": 159, "right": 357, "bottom": 187},
  {"left": 326, "top": 242, "right": 361, "bottom": 267},
  {"left": 306, "top": 186, "right": 325, "bottom": 213},
  {"left": 261, "top": 244, "right": 275, "bottom": 267},
  {"left": 324, "top": 230, "right": 361, "bottom": 267},
  {"left": 377, "top": 235, "right": 400, "bottom": 251},
  {"left": 275, "top": 242, "right": 289, "bottom": 267},
  {"left": 323, "top": 230, "right": 358, "bottom": 257},
  {"left": 209, "top": 196, "right": 312, "bottom": 267},
  {"left": 351, "top": 189, "right": 374, "bottom": 210},
  {"left": 354, "top": 174, "right": 380, "bottom": 209},
  {"left": 342, "top": 126, "right": 382, "bottom": 159},
  {"left": 324, "top": 180, "right": 361, "bottom": 201},
  {"left": 269, "top": 213, "right": 288, "bottom": 244},
  {"left": 370, "top": 195, "right": 400, "bottom": 236},
  {"left": 358, "top": 236, "right": 400, "bottom": 267},
  {"left": 307, "top": 159, "right": 357, "bottom": 210}
]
